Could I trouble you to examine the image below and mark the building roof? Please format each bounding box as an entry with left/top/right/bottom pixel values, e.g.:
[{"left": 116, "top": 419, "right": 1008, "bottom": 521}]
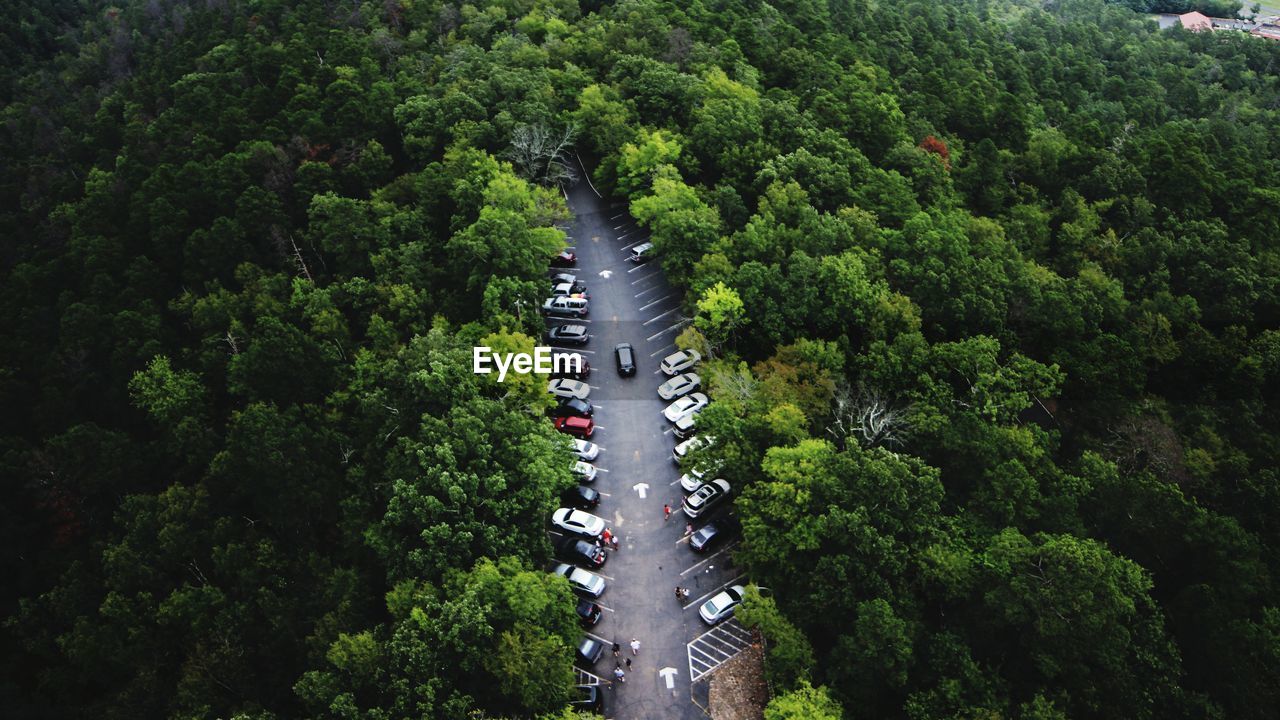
[{"left": 1179, "top": 11, "right": 1213, "bottom": 31}]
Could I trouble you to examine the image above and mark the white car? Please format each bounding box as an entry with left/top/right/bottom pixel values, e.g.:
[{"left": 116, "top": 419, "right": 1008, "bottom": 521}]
[
  {"left": 682, "top": 478, "right": 730, "bottom": 518},
  {"left": 663, "top": 393, "right": 709, "bottom": 423},
  {"left": 699, "top": 584, "right": 746, "bottom": 624},
  {"left": 658, "top": 372, "right": 701, "bottom": 400},
  {"left": 569, "top": 438, "right": 599, "bottom": 461},
  {"left": 673, "top": 434, "right": 715, "bottom": 463},
  {"left": 552, "top": 508, "right": 606, "bottom": 539},
  {"left": 680, "top": 467, "right": 709, "bottom": 493},
  {"left": 548, "top": 378, "right": 591, "bottom": 400},
  {"left": 553, "top": 563, "right": 606, "bottom": 597},
  {"left": 660, "top": 349, "right": 702, "bottom": 376},
  {"left": 573, "top": 461, "right": 598, "bottom": 483}
]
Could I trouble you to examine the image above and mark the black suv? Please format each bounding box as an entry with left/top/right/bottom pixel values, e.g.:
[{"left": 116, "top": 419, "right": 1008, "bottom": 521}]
[{"left": 615, "top": 342, "right": 636, "bottom": 376}]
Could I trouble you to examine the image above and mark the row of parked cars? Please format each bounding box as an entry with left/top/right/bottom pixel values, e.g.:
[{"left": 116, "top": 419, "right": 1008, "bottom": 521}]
[
  {"left": 656, "top": 351, "right": 747, "bottom": 624},
  {"left": 541, "top": 257, "right": 610, "bottom": 712}
]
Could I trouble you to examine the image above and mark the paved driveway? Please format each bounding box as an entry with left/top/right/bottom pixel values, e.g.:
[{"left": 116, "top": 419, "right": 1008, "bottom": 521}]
[{"left": 552, "top": 167, "right": 745, "bottom": 718}]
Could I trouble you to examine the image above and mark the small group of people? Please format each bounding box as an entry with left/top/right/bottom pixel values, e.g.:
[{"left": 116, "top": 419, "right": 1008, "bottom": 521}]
[
  {"left": 674, "top": 586, "right": 689, "bottom": 602},
  {"left": 598, "top": 527, "right": 619, "bottom": 550},
  {"left": 611, "top": 639, "right": 641, "bottom": 687}
]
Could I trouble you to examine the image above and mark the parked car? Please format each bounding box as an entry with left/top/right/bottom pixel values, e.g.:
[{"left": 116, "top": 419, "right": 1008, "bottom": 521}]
[
  {"left": 699, "top": 584, "right": 746, "bottom": 625},
  {"left": 551, "top": 250, "right": 577, "bottom": 267},
  {"left": 570, "top": 685, "right": 603, "bottom": 712},
  {"left": 552, "top": 563, "right": 606, "bottom": 596},
  {"left": 550, "top": 272, "right": 577, "bottom": 285},
  {"left": 660, "top": 349, "right": 701, "bottom": 376},
  {"left": 573, "top": 460, "right": 599, "bottom": 483},
  {"left": 680, "top": 467, "right": 708, "bottom": 493},
  {"left": 542, "top": 296, "right": 589, "bottom": 318},
  {"left": 552, "top": 508, "right": 606, "bottom": 539},
  {"left": 549, "top": 397, "right": 593, "bottom": 419},
  {"left": 689, "top": 517, "right": 738, "bottom": 552},
  {"left": 548, "top": 378, "right": 590, "bottom": 400},
  {"left": 569, "top": 438, "right": 599, "bottom": 461},
  {"left": 682, "top": 478, "right": 730, "bottom": 518},
  {"left": 672, "top": 414, "right": 697, "bottom": 439},
  {"left": 547, "top": 324, "right": 590, "bottom": 346},
  {"left": 629, "top": 241, "right": 654, "bottom": 263},
  {"left": 615, "top": 342, "right": 636, "bottom": 376},
  {"left": 663, "top": 392, "right": 709, "bottom": 422},
  {"left": 551, "top": 281, "right": 589, "bottom": 298},
  {"left": 561, "top": 484, "right": 601, "bottom": 509},
  {"left": 576, "top": 598, "right": 603, "bottom": 627},
  {"left": 553, "top": 416, "right": 594, "bottom": 438},
  {"left": 658, "top": 372, "right": 701, "bottom": 400},
  {"left": 556, "top": 537, "right": 606, "bottom": 567},
  {"left": 673, "top": 434, "right": 715, "bottom": 463},
  {"left": 679, "top": 459, "right": 724, "bottom": 492},
  {"left": 576, "top": 636, "right": 606, "bottom": 665},
  {"left": 549, "top": 353, "right": 590, "bottom": 379}
]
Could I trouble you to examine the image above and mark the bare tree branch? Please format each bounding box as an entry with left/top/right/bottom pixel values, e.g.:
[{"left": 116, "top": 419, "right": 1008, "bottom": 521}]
[
  {"left": 827, "top": 384, "right": 911, "bottom": 450},
  {"left": 508, "top": 122, "right": 578, "bottom": 187}
]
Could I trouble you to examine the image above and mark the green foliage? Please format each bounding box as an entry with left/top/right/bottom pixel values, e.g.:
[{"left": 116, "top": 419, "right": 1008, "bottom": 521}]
[
  {"left": 764, "top": 680, "right": 844, "bottom": 720},
  {"left": 4, "top": 0, "right": 1280, "bottom": 718}
]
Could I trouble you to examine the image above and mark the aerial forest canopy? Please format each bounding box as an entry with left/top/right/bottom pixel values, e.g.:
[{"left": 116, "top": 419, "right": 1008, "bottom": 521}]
[{"left": 2, "top": 0, "right": 1279, "bottom": 718}]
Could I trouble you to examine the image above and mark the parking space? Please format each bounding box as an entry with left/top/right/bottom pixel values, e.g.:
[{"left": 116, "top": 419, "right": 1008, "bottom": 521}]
[{"left": 687, "top": 618, "right": 755, "bottom": 683}]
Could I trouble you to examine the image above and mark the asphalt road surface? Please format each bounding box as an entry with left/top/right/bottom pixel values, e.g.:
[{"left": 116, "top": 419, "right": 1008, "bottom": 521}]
[{"left": 547, "top": 165, "right": 745, "bottom": 718}]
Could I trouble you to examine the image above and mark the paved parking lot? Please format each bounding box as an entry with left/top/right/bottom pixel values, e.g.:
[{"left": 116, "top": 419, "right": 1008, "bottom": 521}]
[{"left": 551, "top": 167, "right": 746, "bottom": 718}]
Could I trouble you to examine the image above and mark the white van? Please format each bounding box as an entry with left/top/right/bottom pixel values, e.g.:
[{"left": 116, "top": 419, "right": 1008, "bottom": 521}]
[{"left": 629, "top": 242, "right": 655, "bottom": 263}]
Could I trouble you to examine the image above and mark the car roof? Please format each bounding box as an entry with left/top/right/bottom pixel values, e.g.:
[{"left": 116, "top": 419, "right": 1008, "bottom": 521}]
[{"left": 633, "top": 242, "right": 654, "bottom": 251}]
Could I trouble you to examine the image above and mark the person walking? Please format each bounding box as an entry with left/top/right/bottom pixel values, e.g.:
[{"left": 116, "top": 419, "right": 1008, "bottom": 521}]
[
  {"left": 601, "top": 528, "right": 613, "bottom": 545},
  {"left": 625, "top": 657, "right": 632, "bottom": 670},
  {"left": 610, "top": 534, "right": 619, "bottom": 550},
  {"left": 630, "top": 638, "right": 641, "bottom": 655},
  {"left": 663, "top": 504, "right": 671, "bottom": 521},
  {"left": 684, "top": 522, "right": 694, "bottom": 536},
  {"left": 612, "top": 642, "right": 621, "bottom": 658},
  {"left": 613, "top": 664, "right": 626, "bottom": 684}
]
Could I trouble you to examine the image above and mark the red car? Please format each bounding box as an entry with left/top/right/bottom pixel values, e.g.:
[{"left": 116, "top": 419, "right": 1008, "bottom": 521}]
[
  {"left": 551, "top": 251, "right": 577, "bottom": 267},
  {"left": 554, "top": 415, "right": 595, "bottom": 438}
]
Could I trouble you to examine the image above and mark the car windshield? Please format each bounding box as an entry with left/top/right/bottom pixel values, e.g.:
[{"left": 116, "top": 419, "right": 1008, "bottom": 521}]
[{"left": 705, "top": 598, "right": 721, "bottom": 614}]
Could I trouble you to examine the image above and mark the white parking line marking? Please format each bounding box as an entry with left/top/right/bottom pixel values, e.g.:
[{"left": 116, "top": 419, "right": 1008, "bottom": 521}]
[
  {"left": 646, "top": 319, "right": 691, "bottom": 342},
  {"left": 635, "top": 286, "right": 662, "bottom": 298},
  {"left": 631, "top": 272, "right": 659, "bottom": 285},
  {"left": 639, "top": 294, "right": 674, "bottom": 311},
  {"left": 622, "top": 237, "right": 650, "bottom": 250},
  {"left": 598, "top": 604, "right": 615, "bottom": 612},
  {"left": 679, "top": 542, "right": 739, "bottom": 575},
  {"left": 548, "top": 347, "right": 595, "bottom": 354},
  {"left": 585, "top": 631, "right": 612, "bottom": 644},
  {"left": 627, "top": 263, "right": 649, "bottom": 273},
  {"left": 617, "top": 230, "right": 634, "bottom": 240},
  {"left": 649, "top": 343, "right": 674, "bottom": 357},
  {"left": 610, "top": 212, "right": 625, "bottom": 219},
  {"left": 643, "top": 307, "right": 679, "bottom": 325},
  {"left": 595, "top": 468, "right": 610, "bottom": 473},
  {"left": 613, "top": 224, "right": 627, "bottom": 230}
]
